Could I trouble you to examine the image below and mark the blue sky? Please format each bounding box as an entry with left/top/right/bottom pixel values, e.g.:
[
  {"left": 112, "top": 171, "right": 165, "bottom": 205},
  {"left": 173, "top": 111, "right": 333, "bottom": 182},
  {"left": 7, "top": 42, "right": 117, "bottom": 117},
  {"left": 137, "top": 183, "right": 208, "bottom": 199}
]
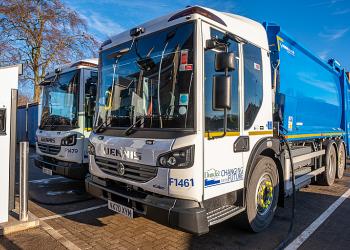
[
  {"left": 65, "top": 0, "right": 350, "bottom": 70},
  {"left": 21, "top": 0, "right": 350, "bottom": 99},
  {"left": 23, "top": 0, "right": 347, "bottom": 98}
]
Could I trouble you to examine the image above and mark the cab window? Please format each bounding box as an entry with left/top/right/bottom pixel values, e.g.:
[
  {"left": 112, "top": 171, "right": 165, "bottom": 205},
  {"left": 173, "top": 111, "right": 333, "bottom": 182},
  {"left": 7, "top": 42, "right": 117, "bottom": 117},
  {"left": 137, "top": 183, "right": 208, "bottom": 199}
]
[
  {"left": 243, "top": 44, "right": 263, "bottom": 130},
  {"left": 85, "top": 70, "right": 98, "bottom": 131},
  {"left": 204, "top": 28, "right": 240, "bottom": 133}
]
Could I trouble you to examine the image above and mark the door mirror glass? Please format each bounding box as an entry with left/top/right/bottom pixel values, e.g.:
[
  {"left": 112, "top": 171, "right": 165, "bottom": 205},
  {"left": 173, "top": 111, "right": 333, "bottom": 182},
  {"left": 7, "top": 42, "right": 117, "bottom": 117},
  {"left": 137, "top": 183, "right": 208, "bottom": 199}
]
[
  {"left": 212, "top": 75, "right": 231, "bottom": 110},
  {"left": 0, "top": 109, "right": 6, "bottom": 134},
  {"left": 88, "top": 84, "right": 97, "bottom": 97},
  {"left": 39, "top": 79, "right": 52, "bottom": 86},
  {"left": 215, "top": 52, "right": 235, "bottom": 72},
  {"left": 86, "top": 98, "right": 95, "bottom": 117}
]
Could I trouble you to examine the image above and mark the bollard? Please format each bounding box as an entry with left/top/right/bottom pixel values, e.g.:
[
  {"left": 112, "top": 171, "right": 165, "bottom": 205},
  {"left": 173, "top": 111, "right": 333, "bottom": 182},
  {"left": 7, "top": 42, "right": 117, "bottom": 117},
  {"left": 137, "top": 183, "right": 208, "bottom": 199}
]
[{"left": 19, "top": 141, "right": 29, "bottom": 222}]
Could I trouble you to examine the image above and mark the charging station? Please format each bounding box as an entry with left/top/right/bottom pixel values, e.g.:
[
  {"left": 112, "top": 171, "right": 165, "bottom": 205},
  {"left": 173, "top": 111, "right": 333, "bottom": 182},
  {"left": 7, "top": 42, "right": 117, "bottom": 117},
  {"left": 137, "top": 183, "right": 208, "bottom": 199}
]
[{"left": 0, "top": 65, "right": 19, "bottom": 224}]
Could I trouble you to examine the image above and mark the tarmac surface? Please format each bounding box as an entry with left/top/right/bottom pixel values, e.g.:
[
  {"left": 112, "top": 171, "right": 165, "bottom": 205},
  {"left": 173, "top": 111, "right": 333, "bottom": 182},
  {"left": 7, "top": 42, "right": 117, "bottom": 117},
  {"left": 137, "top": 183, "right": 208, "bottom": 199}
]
[{"left": 1, "top": 147, "right": 350, "bottom": 249}]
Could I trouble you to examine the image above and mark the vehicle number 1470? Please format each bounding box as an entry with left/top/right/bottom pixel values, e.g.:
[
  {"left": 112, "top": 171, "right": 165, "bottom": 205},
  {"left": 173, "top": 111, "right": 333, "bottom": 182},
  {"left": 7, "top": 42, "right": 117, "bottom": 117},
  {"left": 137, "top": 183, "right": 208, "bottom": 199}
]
[{"left": 169, "top": 178, "right": 194, "bottom": 187}]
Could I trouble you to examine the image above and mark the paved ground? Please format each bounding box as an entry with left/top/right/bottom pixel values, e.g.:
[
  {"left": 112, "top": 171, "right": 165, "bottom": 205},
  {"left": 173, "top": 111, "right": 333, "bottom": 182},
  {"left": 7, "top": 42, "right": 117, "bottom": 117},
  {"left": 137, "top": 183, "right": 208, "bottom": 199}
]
[
  {"left": 0, "top": 227, "right": 66, "bottom": 250},
  {"left": 2, "top": 147, "right": 350, "bottom": 249}
]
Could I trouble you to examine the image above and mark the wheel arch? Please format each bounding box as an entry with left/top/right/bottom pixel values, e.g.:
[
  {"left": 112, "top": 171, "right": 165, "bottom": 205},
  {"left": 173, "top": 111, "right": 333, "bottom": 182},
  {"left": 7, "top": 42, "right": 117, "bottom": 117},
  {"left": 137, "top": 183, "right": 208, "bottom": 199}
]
[{"left": 243, "top": 137, "right": 284, "bottom": 207}]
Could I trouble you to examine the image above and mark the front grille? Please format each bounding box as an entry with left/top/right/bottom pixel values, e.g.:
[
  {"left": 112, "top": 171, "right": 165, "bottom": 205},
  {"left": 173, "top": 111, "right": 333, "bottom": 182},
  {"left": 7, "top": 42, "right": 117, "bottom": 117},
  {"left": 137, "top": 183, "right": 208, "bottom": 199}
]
[
  {"left": 37, "top": 143, "right": 61, "bottom": 155},
  {"left": 95, "top": 156, "right": 158, "bottom": 183}
]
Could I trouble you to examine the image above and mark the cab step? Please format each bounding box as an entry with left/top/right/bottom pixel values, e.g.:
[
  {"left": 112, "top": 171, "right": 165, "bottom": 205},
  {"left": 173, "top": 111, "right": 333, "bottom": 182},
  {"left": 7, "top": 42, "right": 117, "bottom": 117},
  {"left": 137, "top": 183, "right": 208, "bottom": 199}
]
[{"left": 207, "top": 205, "right": 245, "bottom": 226}]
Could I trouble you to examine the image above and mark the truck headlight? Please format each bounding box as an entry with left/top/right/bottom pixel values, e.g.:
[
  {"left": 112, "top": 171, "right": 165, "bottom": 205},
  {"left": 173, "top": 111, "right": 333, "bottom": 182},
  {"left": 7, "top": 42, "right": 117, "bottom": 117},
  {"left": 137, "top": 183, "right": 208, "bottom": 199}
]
[
  {"left": 157, "top": 145, "right": 194, "bottom": 168},
  {"left": 87, "top": 142, "right": 95, "bottom": 155},
  {"left": 61, "top": 134, "right": 77, "bottom": 146}
]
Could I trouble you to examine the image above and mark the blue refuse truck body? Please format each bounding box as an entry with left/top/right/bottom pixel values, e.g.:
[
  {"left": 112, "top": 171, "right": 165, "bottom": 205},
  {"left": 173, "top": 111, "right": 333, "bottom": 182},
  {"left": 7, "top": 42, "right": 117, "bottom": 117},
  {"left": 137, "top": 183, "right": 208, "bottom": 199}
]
[{"left": 264, "top": 23, "right": 350, "bottom": 154}]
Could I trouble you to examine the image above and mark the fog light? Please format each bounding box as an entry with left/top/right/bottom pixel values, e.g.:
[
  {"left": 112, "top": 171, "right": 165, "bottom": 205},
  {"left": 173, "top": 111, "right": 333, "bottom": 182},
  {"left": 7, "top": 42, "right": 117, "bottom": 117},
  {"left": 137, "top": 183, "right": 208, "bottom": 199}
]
[
  {"left": 167, "top": 156, "right": 177, "bottom": 166},
  {"left": 156, "top": 145, "right": 195, "bottom": 168},
  {"left": 61, "top": 134, "right": 77, "bottom": 146},
  {"left": 159, "top": 156, "right": 167, "bottom": 166}
]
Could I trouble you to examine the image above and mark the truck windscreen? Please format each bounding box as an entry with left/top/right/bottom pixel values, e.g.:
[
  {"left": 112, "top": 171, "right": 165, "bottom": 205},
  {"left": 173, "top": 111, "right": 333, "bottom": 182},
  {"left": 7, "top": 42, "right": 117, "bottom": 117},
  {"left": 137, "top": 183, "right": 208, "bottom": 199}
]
[
  {"left": 40, "top": 70, "right": 80, "bottom": 130},
  {"left": 96, "top": 22, "right": 195, "bottom": 131}
]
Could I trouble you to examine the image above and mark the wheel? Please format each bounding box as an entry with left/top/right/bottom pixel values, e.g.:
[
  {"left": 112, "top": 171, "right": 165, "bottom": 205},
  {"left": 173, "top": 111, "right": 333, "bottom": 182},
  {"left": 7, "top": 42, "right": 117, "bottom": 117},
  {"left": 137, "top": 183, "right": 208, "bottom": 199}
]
[
  {"left": 336, "top": 141, "right": 346, "bottom": 179},
  {"left": 245, "top": 156, "right": 279, "bottom": 232},
  {"left": 318, "top": 142, "right": 337, "bottom": 186}
]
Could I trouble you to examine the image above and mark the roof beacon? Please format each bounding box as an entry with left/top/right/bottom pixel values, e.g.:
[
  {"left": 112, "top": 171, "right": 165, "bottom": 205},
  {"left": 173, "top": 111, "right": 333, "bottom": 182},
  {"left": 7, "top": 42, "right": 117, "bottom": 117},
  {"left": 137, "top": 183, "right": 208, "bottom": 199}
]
[{"left": 168, "top": 6, "right": 226, "bottom": 26}]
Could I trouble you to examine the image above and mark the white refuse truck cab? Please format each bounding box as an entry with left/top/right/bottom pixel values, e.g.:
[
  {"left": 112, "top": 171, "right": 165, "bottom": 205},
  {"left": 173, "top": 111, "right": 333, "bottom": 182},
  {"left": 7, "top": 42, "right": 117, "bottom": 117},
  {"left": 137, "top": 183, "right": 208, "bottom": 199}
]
[
  {"left": 86, "top": 6, "right": 349, "bottom": 234},
  {"left": 35, "top": 59, "right": 98, "bottom": 179}
]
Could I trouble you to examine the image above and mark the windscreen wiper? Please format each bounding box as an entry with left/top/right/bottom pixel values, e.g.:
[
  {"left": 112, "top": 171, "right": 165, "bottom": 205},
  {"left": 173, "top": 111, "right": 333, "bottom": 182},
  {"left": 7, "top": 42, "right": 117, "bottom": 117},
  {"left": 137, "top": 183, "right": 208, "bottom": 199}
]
[
  {"left": 156, "top": 29, "right": 177, "bottom": 128},
  {"left": 41, "top": 115, "right": 57, "bottom": 129},
  {"left": 94, "top": 115, "right": 118, "bottom": 133},
  {"left": 39, "top": 71, "right": 60, "bottom": 86},
  {"left": 124, "top": 115, "right": 149, "bottom": 135},
  {"left": 39, "top": 116, "right": 51, "bottom": 129}
]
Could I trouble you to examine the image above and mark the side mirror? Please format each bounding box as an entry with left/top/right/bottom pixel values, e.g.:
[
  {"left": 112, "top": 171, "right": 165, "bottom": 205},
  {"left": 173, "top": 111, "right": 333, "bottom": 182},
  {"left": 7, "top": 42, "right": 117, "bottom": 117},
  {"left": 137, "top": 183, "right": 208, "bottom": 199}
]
[
  {"left": 39, "top": 79, "right": 52, "bottom": 86},
  {"left": 215, "top": 52, "right": 235, "bottom": 72},
  {"left": 212, "top": 75, "right": 231, "bottom": 110},
  {"left": 137, "top": 57, "right": 156, "bottom": 71},
  {"left": 88, "top": 84, "right": 97, "bottom": 97},
  {"left": 86, "top": 98, "right": 95, "bottom": 117}
]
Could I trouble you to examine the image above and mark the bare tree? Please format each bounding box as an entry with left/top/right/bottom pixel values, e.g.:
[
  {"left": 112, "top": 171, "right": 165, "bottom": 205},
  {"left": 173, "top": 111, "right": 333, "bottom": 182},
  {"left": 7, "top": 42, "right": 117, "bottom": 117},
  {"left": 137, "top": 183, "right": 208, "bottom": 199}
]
[
  {"left": 0, "top": 0, "right": 98, "bottom": 102},
  {"left": 17, "top": 94, "right": 31, "bottom": 106}
]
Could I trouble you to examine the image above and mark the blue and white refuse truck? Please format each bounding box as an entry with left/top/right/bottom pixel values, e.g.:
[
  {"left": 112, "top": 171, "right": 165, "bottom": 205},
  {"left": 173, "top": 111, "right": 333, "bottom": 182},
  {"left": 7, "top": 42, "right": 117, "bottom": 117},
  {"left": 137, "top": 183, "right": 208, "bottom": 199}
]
[
  {"left": 85, "top": 6, "right": 350, "bottom": 234},
  {"left": 35, "top": 59, "right": 98, "bottom": 179}
]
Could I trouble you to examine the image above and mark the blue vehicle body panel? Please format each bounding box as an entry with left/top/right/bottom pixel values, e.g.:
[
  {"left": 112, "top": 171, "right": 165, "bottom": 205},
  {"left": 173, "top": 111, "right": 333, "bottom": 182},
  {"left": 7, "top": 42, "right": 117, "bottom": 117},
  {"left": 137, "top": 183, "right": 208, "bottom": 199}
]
[
  {"left": 263, "top": 23, "right": 347, "bottom": 150},
  {"left": 340, "top": 70, "right": 350, "bottom": 154},
  {"left": 17, "top": 103, "right": 38, "bottom": 145}
]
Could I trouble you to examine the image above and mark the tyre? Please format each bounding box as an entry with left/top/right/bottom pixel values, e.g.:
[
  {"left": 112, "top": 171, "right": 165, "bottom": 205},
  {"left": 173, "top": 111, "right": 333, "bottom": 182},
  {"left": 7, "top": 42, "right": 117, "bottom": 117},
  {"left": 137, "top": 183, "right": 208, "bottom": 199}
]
[
  {"left": 245, "top": 156, "right": 279, "bottom": 232},
  {"left": 336, "top": 141, "right": 346, "bottom": 179},
  {"left": 318, "top": 142, "right": 337, "bottom": 186}
]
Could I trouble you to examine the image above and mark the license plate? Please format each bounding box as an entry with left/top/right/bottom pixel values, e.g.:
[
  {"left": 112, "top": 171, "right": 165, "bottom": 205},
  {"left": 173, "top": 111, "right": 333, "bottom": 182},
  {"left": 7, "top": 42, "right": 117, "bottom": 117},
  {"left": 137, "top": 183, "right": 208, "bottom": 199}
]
[
  {"left": 108, "top": 200, "right": 133, "bottom": 218},
  {"left": 42, "top": 167, "right": 52, "bottom": 175}
]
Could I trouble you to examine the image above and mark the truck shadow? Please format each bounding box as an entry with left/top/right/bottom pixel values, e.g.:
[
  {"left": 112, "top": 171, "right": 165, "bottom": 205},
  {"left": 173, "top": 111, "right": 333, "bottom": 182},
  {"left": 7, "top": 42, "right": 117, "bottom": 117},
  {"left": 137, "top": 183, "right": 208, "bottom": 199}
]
[
  {"left": 27, "top": 178, "right": 112, "bottom": 227},
  {"left": 16, "top": 147, "right": 112, "bottom": 227},
  {"left": 188, "top": 172, "right": 350, "bottom": 250}
]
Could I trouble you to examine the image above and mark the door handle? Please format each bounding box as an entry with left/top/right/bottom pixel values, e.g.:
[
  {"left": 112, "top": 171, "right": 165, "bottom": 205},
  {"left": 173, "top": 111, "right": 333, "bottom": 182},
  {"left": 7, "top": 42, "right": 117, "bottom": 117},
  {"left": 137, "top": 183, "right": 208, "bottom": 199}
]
[{"left": 0, "top": 108, "right": 6, "bottom": 135}]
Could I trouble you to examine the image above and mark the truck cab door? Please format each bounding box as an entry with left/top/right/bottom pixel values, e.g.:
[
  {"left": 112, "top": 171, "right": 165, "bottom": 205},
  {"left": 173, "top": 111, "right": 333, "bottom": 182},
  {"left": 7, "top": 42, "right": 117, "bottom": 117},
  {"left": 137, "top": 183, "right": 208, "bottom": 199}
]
[
  {"left": 202, "top": 22, "right": 245, "bottom": 200},
  {"left": 81, "top": 69, "right": 98, "bottom": 162}
]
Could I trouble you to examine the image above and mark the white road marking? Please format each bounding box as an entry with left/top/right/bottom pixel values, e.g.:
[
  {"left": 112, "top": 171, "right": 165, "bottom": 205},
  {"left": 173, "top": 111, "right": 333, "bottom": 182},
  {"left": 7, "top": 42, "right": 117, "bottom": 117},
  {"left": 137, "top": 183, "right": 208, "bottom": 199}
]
[
  {"left": 41, "top": 220, "right": 81, "bottom": 250},
  {"left": 286, "top": 188, "right": 350, "bottom": 250},
  {"left": 40, "top": 204, "right": 108, "bottom": 221},
  {"left": 29, "top": 176, "right": 65, "bottom": 183},
  {"left": 15, "top": 176, "right": 65, "bottom": 185}
]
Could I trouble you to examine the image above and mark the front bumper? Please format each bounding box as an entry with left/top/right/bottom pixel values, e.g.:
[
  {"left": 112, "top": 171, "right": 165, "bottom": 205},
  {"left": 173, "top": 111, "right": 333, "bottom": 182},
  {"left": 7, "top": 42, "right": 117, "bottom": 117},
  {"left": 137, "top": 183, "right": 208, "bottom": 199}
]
[
  {"left": 85, "top": 174, "right": 209, "bottom": 234},
  {"left": 34, "top": 155, "right": 88, "bottom": 180}
]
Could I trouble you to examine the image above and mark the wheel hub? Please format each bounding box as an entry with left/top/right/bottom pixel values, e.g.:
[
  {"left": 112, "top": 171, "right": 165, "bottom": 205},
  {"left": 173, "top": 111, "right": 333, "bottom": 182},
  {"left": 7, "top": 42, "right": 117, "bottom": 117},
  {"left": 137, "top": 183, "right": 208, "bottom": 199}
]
[{"left": 256, "top": 174, "right": 274, "bottom": 216}]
